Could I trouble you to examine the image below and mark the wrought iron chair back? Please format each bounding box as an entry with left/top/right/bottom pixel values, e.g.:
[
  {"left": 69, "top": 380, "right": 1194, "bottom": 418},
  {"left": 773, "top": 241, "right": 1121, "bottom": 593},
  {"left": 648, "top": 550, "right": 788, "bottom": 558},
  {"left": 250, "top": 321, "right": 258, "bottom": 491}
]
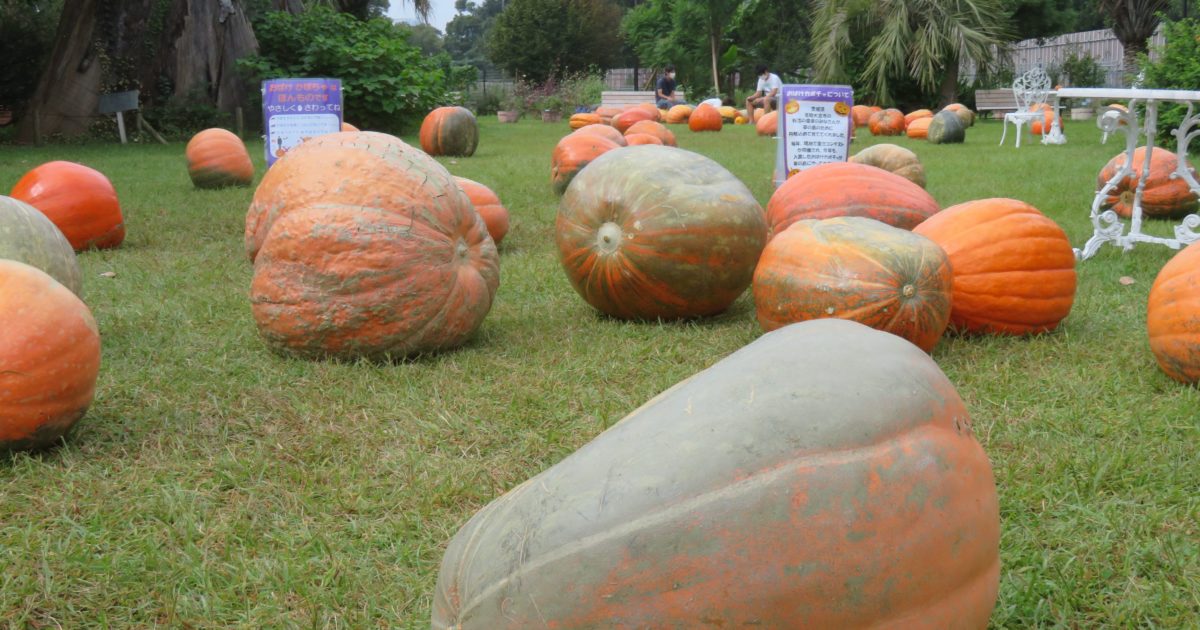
[{"left": 1012, "top": 67, "right": 1051, "bottom": 111}]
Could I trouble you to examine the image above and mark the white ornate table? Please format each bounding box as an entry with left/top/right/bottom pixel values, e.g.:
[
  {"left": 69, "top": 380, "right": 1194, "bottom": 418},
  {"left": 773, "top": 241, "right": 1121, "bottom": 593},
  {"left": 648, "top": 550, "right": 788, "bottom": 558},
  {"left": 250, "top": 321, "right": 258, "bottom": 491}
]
[{"left": 1049, "top": 87, "right": 1200, "bottom": 260}]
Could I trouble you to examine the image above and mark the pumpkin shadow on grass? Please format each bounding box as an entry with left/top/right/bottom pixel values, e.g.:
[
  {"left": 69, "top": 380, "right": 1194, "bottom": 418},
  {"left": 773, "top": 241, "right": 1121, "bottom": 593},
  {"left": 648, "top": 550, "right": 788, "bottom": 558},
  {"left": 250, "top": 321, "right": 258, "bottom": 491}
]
[{"left": 584, "top": 294, "right": 759, "bottom": 332}]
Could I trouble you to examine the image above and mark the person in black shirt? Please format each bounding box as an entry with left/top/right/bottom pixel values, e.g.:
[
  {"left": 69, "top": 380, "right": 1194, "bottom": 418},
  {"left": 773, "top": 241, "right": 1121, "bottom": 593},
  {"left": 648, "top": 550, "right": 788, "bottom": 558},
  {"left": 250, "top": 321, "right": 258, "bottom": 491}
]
[{"left": 656, "top": 65, "right": 680, "bottom": 109}]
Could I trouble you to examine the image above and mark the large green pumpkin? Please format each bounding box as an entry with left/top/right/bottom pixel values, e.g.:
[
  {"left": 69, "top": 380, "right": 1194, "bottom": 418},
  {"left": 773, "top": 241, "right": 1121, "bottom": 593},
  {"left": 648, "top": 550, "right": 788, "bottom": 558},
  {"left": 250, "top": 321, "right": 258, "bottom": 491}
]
[
  {"left": 419, "top": 106, "right": 479, "bottom": 157},
  {"left": 555, "top": 145, "right": 768, "bottom": 319},
  {"left": 0, "top": 195, "right": 83, "bottom": 295},
  {"left": 432, "top": 318, "right": 1001, "bottom": 628},
  {"left": 927, "top": 111, "right": 966, "bottom": 144}
]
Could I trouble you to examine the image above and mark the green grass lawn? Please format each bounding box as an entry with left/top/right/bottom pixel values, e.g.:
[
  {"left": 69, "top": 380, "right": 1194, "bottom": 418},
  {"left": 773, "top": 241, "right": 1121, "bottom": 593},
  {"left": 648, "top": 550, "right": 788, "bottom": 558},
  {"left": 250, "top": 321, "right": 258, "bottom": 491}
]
[{"left": 1, "top": 117, "right": 1198, "bottom": 627}]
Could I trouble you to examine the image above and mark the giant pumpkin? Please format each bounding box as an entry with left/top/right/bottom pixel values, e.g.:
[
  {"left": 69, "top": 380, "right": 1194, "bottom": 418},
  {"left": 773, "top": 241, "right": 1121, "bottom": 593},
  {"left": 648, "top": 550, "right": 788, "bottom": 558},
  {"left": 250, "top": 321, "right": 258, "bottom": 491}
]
[
  {"left": 906, "top": 117, "right": 932, "bottom": 139},
  {"left": 556, "top": 145, "right": 767, "bottom": 319},
  {"left": 571, "top": 124, "right": 627, "bottom": 146},
  {"left": 1097, "top": 146, "right": 1199, "bottom": 218},
  {"left": 10, "top": 161, "right": 125, "bottom": 251},
  {"left": 754, "top": 217, "right": 952, "bottom": 352},
  {"left": 851, "top": 104, "right": 873, "bottom": 127},
  {"left": 455, "top": 177, "right": 510, "bottom": 246},
  {"left": 904, "top": 109, "right": 933, "bottom": 126},
  {"left": 1147, "top": 241, "right": 1200, "bottom": 383},
  {"left": 0, "top": 195, "right": 82, "bottom": 295},
  {"left": 419, "top": 106, "right": 479, "bottom": 157},
  {"left": 913, "top": 198, "right": 1076, "bottom": 335},
  {"left": 766, "top": 162, "right": 940, "bottom": 236},
  {"left": 551, "top": 133, "right": 623, "bottom": 196},
  {"left": 623, "top": 133, "right": 664, "bottom": 146},
  {"left": 942, "top": 103, "right": 975, "bottom": 128},
  {"left": 186, "top": 128, "right": 254, "bottom": 188},
  {"left": 612, "top": 108, "right": 658, "bottom": 134},
  {"left": 1028, "top": 104, "right": 1057, "bottom": 135},
  {"left": 0, "top": 260, "right": 101, "bottom": 451},
  {"left": 624, "top": 120, "right": 676, "bottom": 146},
  {"left": 755, "top": 110, "right": 778, "bottom": 136},
  {"left": 664, "top": 104, "right": 692, "bottom": 124},
  {"left": 718, "top": 105, "right": 738, "bottom": 122},
  {"left": 688, "top": 104, "right": 723, "bottom": 132},
  {"left": 249, "top": 132, "right": 499, "bottom": 360},
  {"left": 595, "top": 106, "right": 623, "bottom": 125},
  {"left": 849, "top": 144, "right": 926, "bottom": 188},
  {"left": 432, "top": 318, "right": 1000, "bottom": 629},
  {"left": 927, "top": 111, "right": 966, "bottom": 144},
  {"left": 569, "top": 113, "right": 601, "bottom": 129},
  {"left": 869, "top": 109, "right": 905, "bottom": 135}
]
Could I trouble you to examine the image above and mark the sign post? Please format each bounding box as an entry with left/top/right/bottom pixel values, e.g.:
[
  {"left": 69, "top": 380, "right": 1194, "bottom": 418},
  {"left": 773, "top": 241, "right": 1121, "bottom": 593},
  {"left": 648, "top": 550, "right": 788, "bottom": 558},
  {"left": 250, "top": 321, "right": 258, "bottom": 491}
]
[
  {"left": 98, "top": 90, "right": 140, "bottom": 144},
  {"left": 774, "top": 84, "right": 854, "bottom": 187},
  {"left": 262, "top": 78, "right": 343, "bottom": 167}
]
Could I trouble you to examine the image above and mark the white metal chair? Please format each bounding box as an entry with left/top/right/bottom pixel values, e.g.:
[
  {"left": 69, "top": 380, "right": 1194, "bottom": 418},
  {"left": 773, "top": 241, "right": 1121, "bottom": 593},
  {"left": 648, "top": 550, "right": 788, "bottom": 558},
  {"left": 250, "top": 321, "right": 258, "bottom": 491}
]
[{"left": 999, "top": 67, "right": 1051, "bottom": 147}]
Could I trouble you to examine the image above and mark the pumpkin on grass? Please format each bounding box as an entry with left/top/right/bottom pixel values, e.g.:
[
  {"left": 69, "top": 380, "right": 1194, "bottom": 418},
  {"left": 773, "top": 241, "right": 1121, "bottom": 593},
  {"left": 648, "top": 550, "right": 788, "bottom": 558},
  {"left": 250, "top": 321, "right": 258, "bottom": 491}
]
[
  {"left": 10, "top": 160, "right": 125, "bottom": 251},
  {"left": 186, "top": 128, "right": 254, "bottom": 188},
  {"left": 755, "top": 111, "right": 777, "bottom": 136},
  {"left": 688, "top": 104, "right": 723, "bottom": 132},
  {"left": 942, "top": 103, "right": 975, "bottom": 127},
  {"left": 0, "top": 195, "right": 82, "bottom": 295},
  {"left": 572, "top": 124, "right": 627, "bottom": 146},
  {"left": 419, "top": 106, "right": 479, "bottom": 157},
  {"left": 569, "top": 113, "right": 601, "bottom": 129},
  {"left": 340, "top": 121, "right": 359, "bottom": 132},
  {"left": 718, "top": 105, "right": 738, "bottom": 122},
  {"left": 766, "top": 162, "right": 940, "bottom": 235},
  {"left": 624, "top": 120, "right": 676, "bottom": 146},
  {"left": 851, "top": 104, "right": 873, "bottom": 127},
  {"left": 551, "top": 133, "right": 623, "bottom": 196},
  {"left": 664, "top": 104, "right": 692, "bottom": 124},
  {"left": 624, "top": 133, "right": 664, "bottom": 146},
  {"left": 249, "top": 132, "right": 498, "bottom": 360},
  {"left": 556, "top": 145, "right": 767, "bottom": 320},
  {"left": 432, "top": 318, "right": 1000, "bottom": 629},
  {"left": 754, "top": 217, "right": 952, "bottom": 351},
  {"left": 1, "top": 260, "right": 101, "bottom": 451},
  {"left": 1147, "top": 241, "right": 1200, "bottom": 383},
  {"left": 869, "top": 109, "right": 905, "bottom": 136},
  {"left": 455, "top": 177, "right": 510, "bottom": 246},
  {"left": 913, "top": 198, "right": 1076, "bottom": 335},
  {"left": 1097, "top": 146, "right": 1199, "bottom": 218},
  {"left": 927, "top": 111, "right": 965, "bottom": 144},
  {"left": 849, "top": 144, "right": 926, "bottom": 188},
  {"left": 612, "top": 107, "right": 658, "bottom": 133},
  {"left": 904, "top": 109, "right": 933, "bottom": 126},
  {"left": 906, "top": 117, "right": 932, "bottom": 139},
  {"left": 1028, "top": 104, "right": 1057, "bottom": 135},
  {"left": 595, "top": 106, "right": 623, "bottom": 125}
]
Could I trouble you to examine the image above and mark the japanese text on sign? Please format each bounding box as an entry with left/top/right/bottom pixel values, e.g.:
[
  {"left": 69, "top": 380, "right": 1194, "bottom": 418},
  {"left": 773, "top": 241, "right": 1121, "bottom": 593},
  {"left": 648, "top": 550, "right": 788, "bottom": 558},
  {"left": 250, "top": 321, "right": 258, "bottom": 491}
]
[
  {"left": 774, "top": 84, "right": 853, "bottom": 186},
  {"left": 262, "top": 78, "right": 344, "bottom": 167}
]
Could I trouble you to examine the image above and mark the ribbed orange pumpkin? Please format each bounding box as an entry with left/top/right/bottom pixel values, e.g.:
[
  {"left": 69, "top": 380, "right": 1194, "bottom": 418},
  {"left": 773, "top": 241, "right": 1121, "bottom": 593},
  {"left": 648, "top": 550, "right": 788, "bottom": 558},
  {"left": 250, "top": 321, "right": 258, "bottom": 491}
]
[
  {"left": 556, "top": 145, "right": 768, "bottom": 319},
  {"left": 341, "top": 121, "right": 359, "bottom": 132},
  {"left": 10, "top": 161, "right": 125, "bottom": 251},
  {"left": 1097, "top": 147, "right": 1199, "bottom": 218},
  {"left": 913, "top": 198, "right": 1077, "bottom": 335},
  {"left": 664, "top": 104, "right": 692, "bottom": 124},
  {"left": 249, "top": 132, "right": 498, "bottom": 360},
  {"left": 851, "top": 105, "right": 872, "bottom": 127},
  {"left": 595, "top": 106, "right": 623, "bottom": 125},
  {"left": 0, "top": 260, "right": 101, "bottom": 451},
  {"left": 624, "top": 133, "right": 664, "bottom": 146},
  {"left": 419, "top": 106, "right": 479, "bottom": 157},
  {"left": 718, "top": 105, "right": 738, "bottom": 122},
  {"left": 612, "top": 108, "right": 659, "bottom": 133},
  {"left": 754, "top": 217, "right": 952, "bottom": 351},
  {"left": 432, "top": 318, "right": 1001, "bottom": 629},
  {"left": 688, "top": 104, "right": 722, "bottom": 132},
  {"left": 551, "top": 133, "right": 622, "bottom": 196},
  {"left": 185, "top": 128, "right": 254, "bottom": 189},
  {"left": 571, "top": 123, "right": 628, "bottom": 146},
  {"left": 569, "top": 113, "right": 601, "bottom": 129},
  {"left": 906, "top": 117, "right": 932, "bottom": 139},
  {"left": 455, "top": 177, "right": 510, "bottom": 246},
  {"left": 904, "top": 109, "right": 933, "bottom": 126},
  {"left": 1147, "top": 241, "right": 1200, "bottom": 383},
  {"left": 755, "top": 111, "right": 777, "bottom": 136},
  {"left": 634, "top": 102, "right": 661, "bottom": 120},
  {"left": 624, "top": 120, "right": 676, "bottom": 146},
  {"left": 766, "top": 162, "right": 940, "bottom": 236},
  {"left": 849, "top": 143, "right": 926, "bottom": 188},
  {"left": 869, "top": 109, "right": 906, "bottom": 136}
]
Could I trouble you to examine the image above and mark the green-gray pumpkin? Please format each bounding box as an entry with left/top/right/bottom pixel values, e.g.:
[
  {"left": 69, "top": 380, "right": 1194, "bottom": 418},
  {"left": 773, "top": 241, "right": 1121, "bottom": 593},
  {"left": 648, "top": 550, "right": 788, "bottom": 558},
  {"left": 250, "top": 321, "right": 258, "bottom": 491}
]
[
  {"left": 942, "top": 103, "right": 975, "bottom": 128},
  {"left": 0, "top": 195, "right": 83, "bottom": 295},
  {"left": 927, "top": 111, "right": 966, "bottom": 144}
]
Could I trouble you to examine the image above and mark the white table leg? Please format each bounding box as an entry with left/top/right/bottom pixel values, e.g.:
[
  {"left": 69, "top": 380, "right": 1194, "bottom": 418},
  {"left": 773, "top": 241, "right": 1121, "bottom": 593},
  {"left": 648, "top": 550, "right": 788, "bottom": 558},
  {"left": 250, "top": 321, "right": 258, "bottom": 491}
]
[
  {"left": 1170, "top": 102, "right": 1200, "bottom": 246},
  {"left": 1075, "top": 103, "right": 1140, "bottom": 260}
]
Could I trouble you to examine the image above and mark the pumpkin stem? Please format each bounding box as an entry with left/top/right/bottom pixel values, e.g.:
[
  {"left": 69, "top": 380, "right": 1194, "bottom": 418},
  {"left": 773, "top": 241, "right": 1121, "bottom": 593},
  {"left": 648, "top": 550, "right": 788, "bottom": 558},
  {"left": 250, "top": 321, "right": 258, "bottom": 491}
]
[
  {"left": 596, "top": 222, "right": 623, "bottom": 254},
  {"left": 901, "top": 284, "right": 916, "bottom": 298}
]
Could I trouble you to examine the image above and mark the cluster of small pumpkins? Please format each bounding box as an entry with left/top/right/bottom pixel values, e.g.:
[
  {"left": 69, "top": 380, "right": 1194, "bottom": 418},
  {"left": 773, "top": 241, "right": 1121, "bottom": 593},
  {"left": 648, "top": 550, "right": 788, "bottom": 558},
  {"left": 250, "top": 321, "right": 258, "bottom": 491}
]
[
  {"left": 569, "top": 101, "right": 779, "bottom": 137},
  {"left": 854, "top": 103, "right": 974, "bottom": 144}
]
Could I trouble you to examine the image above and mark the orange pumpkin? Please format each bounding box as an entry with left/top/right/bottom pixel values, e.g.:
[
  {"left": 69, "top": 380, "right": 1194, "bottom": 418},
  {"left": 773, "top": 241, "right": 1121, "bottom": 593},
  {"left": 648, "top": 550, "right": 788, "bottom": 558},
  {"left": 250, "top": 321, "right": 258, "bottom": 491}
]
[
  {"left": 851, "top": 105, "right": 872, "bottom": 127},
  {"left": 1028, "top": 104, "right": 1057, "bottom": 135},
  {"left": 0, "top": 259, "right": 101, "bottom": 451},
  {"left": 551, "top": 133, "right": 622, "bottom": 196},
  {"left": 624, "top": 133, "right": 664, "bottom": 146},
  {"left": 766, "top": 162, "right": 940, "bottom": 236},
  {"left": 634, "top": 102, "right": 661, "bottom": 121},
  {"left": 734, "top": 115, "right": 748, "bottom": 125},
  {"left": 906, "top": 117, "right": 932, "bottom": 139},
  {"left": 455, "top": 177, "right": 510, "bottom": 246},
  {"left": 595, "top": 106, "right": 623, "bottom": 125},
  {"left": 10, "top": 161, "right": 125, "bottom": 251},
  {"left": 849, "top": 143, "right": 926, "bottom": 188},
  {"left": 718, "top": 105, "right": 739, "bottom": 122},
  {"left": 688, "top": 104, "right": 723, "bottom": 132},
  {"left": 624, "top": 120, "right": 677, "bottom": 146},
  {"left": 341, "top": 121, "right": 359, "bottom": 132},
  {"left": 1097, "top": 146, "right": 1199, "bottom": 218},
  {"left": 185, "top": 128, "right": 254, "bottom": 189},
  {"left": 664, "top": 104, "right": 692, "bottom": 124},
  {"left": 1147, "top": 241, "right": 1200, "bottom": 383},
  {"left": 419, "top": 106, "right": 479, "bottom": 157},
  {"left": 913, "top": 198, "right": 1077, "bottom": 335},
  {"left": 904, "top": 109, "right": 933, "bottom": 126},
  {"left": 942, "top": 103, "right": 975, "bottom": 127},
  {"left": 754, "top": 217, "right": 952, "bottom": 351},
  {"left": 249, "top": 133, "right": 499, "bottom": 360},
  {"left": 556, "top": 145, "right": 767, "bottom": 319},
  {"left": 755, "top": 111, "right": 778, "bottom": 136},
  {"left": 569, "top": 113, "right": 601, "bottom": 129},
  {"left": 612, "top": 108, "right": 659, "bottom": 134},
  {"left": 868, "top": 109, "right": 906, "bottom": 136},
  {"left": 571, "top": 124, "right": 628, "bottom": 146},
  {"left": 432, "top": 318, "right": 1001, "bottom": 628}
]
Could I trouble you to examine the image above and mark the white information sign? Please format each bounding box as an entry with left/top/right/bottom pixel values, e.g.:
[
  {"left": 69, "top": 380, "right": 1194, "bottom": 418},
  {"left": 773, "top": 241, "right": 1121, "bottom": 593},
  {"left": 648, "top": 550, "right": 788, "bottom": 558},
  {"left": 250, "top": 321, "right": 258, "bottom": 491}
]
[{"left": 774, "top": 84, "right": 854, "bottom": 187}]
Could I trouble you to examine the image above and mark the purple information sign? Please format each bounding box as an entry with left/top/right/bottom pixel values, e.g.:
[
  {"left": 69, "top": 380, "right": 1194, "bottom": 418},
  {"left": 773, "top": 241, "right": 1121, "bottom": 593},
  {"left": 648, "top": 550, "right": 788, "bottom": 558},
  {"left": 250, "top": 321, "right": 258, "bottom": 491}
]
[
  {"left": 774, "top": 84, "right": 854, "bottom": 186},
  {"left": 262, "top": 78, "right": 344, "bottom": 167}
]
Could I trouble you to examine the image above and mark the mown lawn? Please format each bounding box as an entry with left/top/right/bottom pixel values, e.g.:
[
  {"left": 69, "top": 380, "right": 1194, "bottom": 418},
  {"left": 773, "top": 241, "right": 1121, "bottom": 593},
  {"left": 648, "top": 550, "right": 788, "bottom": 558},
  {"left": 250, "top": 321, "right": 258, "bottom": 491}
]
[{"left": 1, "top": 117, "right": 1197, "bottom": 628}]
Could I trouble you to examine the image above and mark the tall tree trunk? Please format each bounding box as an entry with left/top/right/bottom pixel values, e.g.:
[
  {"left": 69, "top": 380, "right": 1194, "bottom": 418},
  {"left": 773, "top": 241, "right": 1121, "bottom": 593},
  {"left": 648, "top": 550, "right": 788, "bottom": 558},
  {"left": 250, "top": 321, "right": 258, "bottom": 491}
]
[
  {"left": 17, "top": 0, "right": 260, "bottom": 142},
  {"left": 1121, "top": 40, "right": 1147, "bottom": 83},
  {"left": 938, "top": 59, "right": 959, "bottom": 108},
  {"left": 710, "top": 31, "right": 720, "bottom": 99}
]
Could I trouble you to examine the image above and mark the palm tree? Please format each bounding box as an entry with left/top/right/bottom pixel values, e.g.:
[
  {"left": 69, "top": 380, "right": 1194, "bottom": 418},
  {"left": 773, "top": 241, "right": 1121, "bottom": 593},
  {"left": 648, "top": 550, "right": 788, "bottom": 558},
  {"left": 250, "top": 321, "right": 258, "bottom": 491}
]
[
  {"left": 1099, "top": 0, "right": 1168, "bottom": 78},
  {"left": 811, "top": 0, "right": 1012, "bottom": 106}
]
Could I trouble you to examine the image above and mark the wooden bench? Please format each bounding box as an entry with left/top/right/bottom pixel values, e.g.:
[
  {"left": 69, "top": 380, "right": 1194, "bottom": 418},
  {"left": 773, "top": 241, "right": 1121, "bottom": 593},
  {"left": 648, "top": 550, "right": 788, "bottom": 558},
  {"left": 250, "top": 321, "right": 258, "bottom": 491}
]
[
  {"left": 975, "top": 88, "right": 1058, "bottom": 117},
  {"left": 600, "top": 90, "right": 688, "bottom": 109}
]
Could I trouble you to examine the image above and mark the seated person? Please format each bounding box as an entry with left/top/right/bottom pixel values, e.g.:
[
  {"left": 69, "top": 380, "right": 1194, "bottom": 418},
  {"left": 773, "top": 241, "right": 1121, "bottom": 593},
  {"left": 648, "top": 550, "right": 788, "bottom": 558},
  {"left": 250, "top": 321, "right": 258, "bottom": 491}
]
[
  {"left": 745, "top": 64, "right": 782, "bottom": 114},
  {"left": 656, "top": 65, "right": 682, "bottom": 109}
]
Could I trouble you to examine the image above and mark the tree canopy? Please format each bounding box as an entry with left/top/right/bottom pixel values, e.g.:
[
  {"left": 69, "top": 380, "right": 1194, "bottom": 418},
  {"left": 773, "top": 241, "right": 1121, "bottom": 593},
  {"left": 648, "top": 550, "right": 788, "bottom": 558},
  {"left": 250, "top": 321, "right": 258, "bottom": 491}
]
[{"left": 487, "top": 0, "right": 623, "bottom": 84}]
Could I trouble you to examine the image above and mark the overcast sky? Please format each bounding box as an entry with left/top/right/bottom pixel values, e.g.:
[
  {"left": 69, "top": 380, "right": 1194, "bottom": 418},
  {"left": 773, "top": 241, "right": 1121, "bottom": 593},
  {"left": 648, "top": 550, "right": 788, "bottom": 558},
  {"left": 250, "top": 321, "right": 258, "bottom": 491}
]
[{"left": 386, "top": 0, "right": 458, "bottom": 32}]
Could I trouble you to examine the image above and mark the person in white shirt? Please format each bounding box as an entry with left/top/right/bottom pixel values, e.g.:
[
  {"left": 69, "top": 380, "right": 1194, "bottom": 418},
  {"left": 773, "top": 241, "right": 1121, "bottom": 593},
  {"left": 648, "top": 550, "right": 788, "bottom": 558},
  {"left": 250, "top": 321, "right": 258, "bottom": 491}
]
[{"left": 746, "top": 64, "right": 782, "bottom": 115}]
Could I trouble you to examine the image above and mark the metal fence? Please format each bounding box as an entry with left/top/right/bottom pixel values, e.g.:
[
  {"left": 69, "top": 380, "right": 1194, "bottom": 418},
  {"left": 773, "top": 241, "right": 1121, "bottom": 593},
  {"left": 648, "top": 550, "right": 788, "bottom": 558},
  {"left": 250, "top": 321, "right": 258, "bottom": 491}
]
[{"left": 963, "top": 26, "right": 1167, "bottom": 88}]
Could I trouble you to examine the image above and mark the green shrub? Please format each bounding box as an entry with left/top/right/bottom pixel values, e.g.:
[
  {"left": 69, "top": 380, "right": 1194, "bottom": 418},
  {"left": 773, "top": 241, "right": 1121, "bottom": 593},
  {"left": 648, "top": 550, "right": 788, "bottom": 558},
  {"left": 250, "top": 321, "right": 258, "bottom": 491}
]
[
  {"left": 238, "top": 7, "right": 451, "bottom": 133},
  {"left": 1060, "top": 51, "right": 1106, "bottom": 87},
  {"left": 1140, "top": 18, "right": 1200, "bottom": 149}
]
